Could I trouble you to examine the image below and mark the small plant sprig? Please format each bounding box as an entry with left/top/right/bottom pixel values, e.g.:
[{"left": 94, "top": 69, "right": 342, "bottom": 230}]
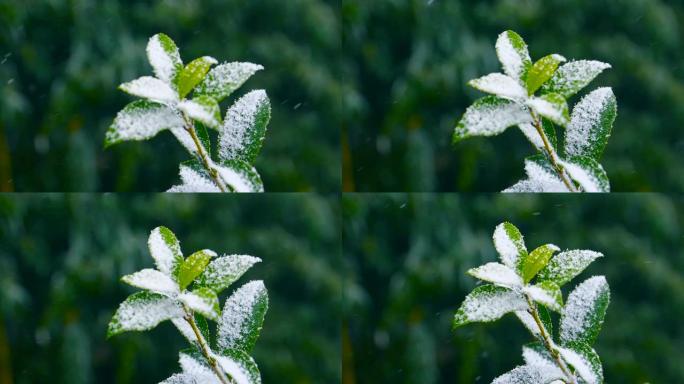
[
  {"left": 453, "top": 30, "right": 617, "bottom": 193},
  {"left": 453, "top": 222, "right": 610, "bottom": 384},
  {"left": 105, "top": 33, "right": 271, "bottom": 192},
  {"left": 107, "top": 226, "right": 268, "bottom": 384}
]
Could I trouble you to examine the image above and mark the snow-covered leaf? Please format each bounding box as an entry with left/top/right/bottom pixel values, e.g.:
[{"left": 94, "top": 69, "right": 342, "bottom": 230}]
[
  {"left": 105, "top": 100, "right": 184, "bottom": 147},
  {"left": 515, "top": 305, "right": 553, "bottom": 340},
  {"left": 217, "top": 280, "right": 268, "bottom": 353},
  {"left": 537, "top": 250, "right": 603, "bottom": 287},
  {"left": 466, "top": 262, "right": 522, "bottom": 288},
  {"left": 518, "top": 243, "right": 560, "bottom": 283},
  {"left": 526, "top": 54, "right": 566, "bottom": 94},
  {"left": 453, "top": 284, "right": 527, "bottom": 328},
  {"left": 542, "top": 60, "right": 611, "bottom": 99},
  {"left": 159, "top": 373, "right": 200, "bottom": 384},
  {"left": 179, "top": 287, "right": 220, "bottom": 321},
  {"left": 453, "top": 96, "right": 532, "bottom": 143},
  {"left": 178, "top": 96, "right": 222, "bottom": 129},
  {"left": 468, "top": 73, "right": 528, "bottom": 101},
  {"left": 526, "top": 93, "right": 569, "bottom": 127},
  {"left": 218, "top": 90, "right": 271, "bottom": 165},
  {"left": 148, "top": 226, "right": 184, "bottom": 279},
  {"left": 523, "top": 281, "right": 563, "bottom": 312},
  {"left": 196, "top": 254, "right": 261, "bottom": 294},
  {"left": 177, "top": 56, "right": 218, "bottom": 98},
  {"left": 518, "top": 118, "right": 557, "bottom": 151},
  {"left": 178, "top": 350, "right": 220, "bottom": 383},
  {"left": 195, "top": 62, "right": 264, "bottom": 102},
  {"left": 121, "top": 268, "right": 179, "bottom": 296},
  {"left": 216, "top": 349, "right": 262, "bottom": 384},
  {"left": 178, "top": 249, "right": 217, "bottom": 290},
  {"left": 495, "top": 30, "right": 532, "bottom": 84},
  {"left": 503, "top": 155, "right": 569, "bottom": 193},
  {"left": 167, "top": 162, "right": 221, "bottom": 193},
  {"left": 560, "top": 156, "right": 610, "bottom": 192},
  {"left": 491, "top": 364, "right": 546, "bottom": 384},
  {"left": 564, "top": 88, "right": 617, "bottom": 160},
  {"left": 493, "top": 222, "right": 528, "bottom": 269},
  {"left": 146, "top": 33, "right": 183, "bottom": 88},
  {"left": 557, "top": 342, "right": 603, "bottom": 384},
  {"left": 172, "top": 314, "right": 211, "bottom": 346},
  {"left": 119, "top": 76, "right": 179, "bottom": 104},
  {"left": 522, "top": 343, "right": 565, "bottom": 382},
  {"left": 560, "top": 276, "right": 610, "bottom": 346},
  {"left": 107, "top": 291, "right": 183, "bottom": 338},
  {"left": 216, "top": 160, "right": 264, "bottom": 193}
]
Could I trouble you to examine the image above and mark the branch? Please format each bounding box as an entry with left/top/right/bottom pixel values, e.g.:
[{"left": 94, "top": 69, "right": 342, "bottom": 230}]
[
  {"left": 528, "top": 111, "right": 578, "bottom": 192},
  {"left": 180, "top": 114, "right": 233, "bottom": 192},
  {"left": 183, "top": 308, "right": 235, "bottom": 384}
]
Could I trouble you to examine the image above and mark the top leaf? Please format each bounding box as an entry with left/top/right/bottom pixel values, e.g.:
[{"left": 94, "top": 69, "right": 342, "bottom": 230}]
[
  {"left": 526, "top": 54, "right": 566, "bottom": 95},
  {"left": 147, "top": 33, "right": 183, "bottom": 88},
  {"left": 518, "top": 243, "right": 560, "bottom": 283},
  {"left": 493, "top": 222, "right": 528, "bottom": 269},
  {"left": 177, "top": 56, "right": 218, "bottom": 99},
  {"left": 177, "top": 249, "right": 217, "bottom": 290},
  {"left": 195, "top": 62, "right": 264, "bottom": 103},
  {"left": 495, "top": 30, "right": 532, "bottom": 84}
]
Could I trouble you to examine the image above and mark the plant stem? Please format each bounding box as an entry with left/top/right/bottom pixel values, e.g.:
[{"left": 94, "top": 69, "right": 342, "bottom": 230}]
[
  {"left": 525, "top": 295, "right": 577, "bottom": 384},
  {"left": 184, "top": 309, "right": 235, "bottom": 384},
  {"left": 181, "top": 114, "right": 232, "bottom": 192},
  {"left": 529, "top": 111, "right": 578, "bottom": 192}
]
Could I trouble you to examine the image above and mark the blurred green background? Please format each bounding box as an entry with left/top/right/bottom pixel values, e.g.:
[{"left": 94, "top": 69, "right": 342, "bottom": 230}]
[
  {"left": 0, "top": 193, "right": 341, "bottom": 383},
  {"left": 343, "top": 0, "right": 684, "bottom": 192},
  {"left": 0, "top": 0, "right": 341, "bottom": 192},
  {"left": 343, "top": 193, "right": 684, "bottom": 383}
]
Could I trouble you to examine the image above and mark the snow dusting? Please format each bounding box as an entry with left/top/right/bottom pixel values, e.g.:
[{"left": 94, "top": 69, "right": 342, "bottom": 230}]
[
  {"left": 168, "top": 164, "right": 221, "bottom": 193},
  {"left": 523, "top": 284, "right": 561, "bottom": 312},
  {"left": 121, "top": 268, "right": 179, "bottom": 296},
  {"left": 179, "top": 291, "right": 219, "bottom": 320},
  {"left": 467, "top": 262, "right": 522, "bottom": 288},
  {"left": 493, "top": 223, "right": 525, "bottom": 268},
  {"left": 560, "top": 159, "right": 605, "bottom": 192},
  {"left": 108, "top": 292, "right": 183, "bottom": 336},
  {"left": 217, "top": 280, "right": 267, "bottom": 351},
  {"left": 454, "top": 285, "right": 527, "bottom": 326},
  {"left": 504, "top": 158, "right": 568, "bottom": 193},
  {"left": 196, "top": 62, "right": 264, "bottom": 101},
  {"left": 216, "top": 355, "right": 252, "bottom": 384},
  {"left": 455, "top": 97, "right": 532, "bottom": 140},
  {"left": 106, "top": 101, "right": 184, "bottom": 145},
  {"left": 560, "top": 276, "right": 609, "bottom": 345},
  {"left": 216, "top": 164, "right": 255, "bottom": 193},
  {"left": 179, "top": 353, "right": 218, "bottom": 383},
  {"left": 178, "top": 99, "right": 220, "bottom": 129},
  {"left": 218, "top": 90, "right": 269, "bottom": 163},
  {"left": 160, "top": 373, "right": 200, "bottom": 384},
  {"left": 148, "top": 227, "right": 183, "bottom": 276},
  {"left": 468, "top": 73, "right": 528, "bottom": 101},
  {"left": 557, "top": 346, "right": 598, "bottom": 384},
  {"left": 197, "top": 254, "right": 261, "bottom": 292},
  {"left": 119, "top": 76, "right": 178, "bottom": 104},
  {"left": 495, "top": 31, "right": 530, "bottom": 83},
  {"left": 147, "top": 34, "right": 182, "bottom": 86},
  {"left": 492, "top": 365, "right": 544, "bottom": 384},
  {"left": 538, "top": 250, "right": 603, "bottom": 286},
  {"left": 522, "top": 345, "right": 565, "bottom": 382},
  {"left": 526, "top": 96, "right": 568, "bottom": 126},
  {"left": 543, "top": 60, "right": 611, "bottom": 98},
  {"left": 565, "top": 87, "right": 615, "bottom": 159}
]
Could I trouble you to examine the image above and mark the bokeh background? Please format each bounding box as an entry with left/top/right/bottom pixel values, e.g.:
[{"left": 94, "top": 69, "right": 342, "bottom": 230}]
[
  {"left": 0, "top": 193, "right": 341, "bottom": 383},
  {"left": 0, "top": 0, "right": 341, "bottom": 192},
  {"left": 343, "top": 0, "right": 684, "bottom": 192},
  {"left": 343, "top": 193, "right": 684, "bottom": 383}
]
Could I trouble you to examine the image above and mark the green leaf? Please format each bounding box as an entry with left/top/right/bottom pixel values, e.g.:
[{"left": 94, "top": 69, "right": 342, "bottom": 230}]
[
  {"left": 558, "top": 341, "right": 603, "bottom": 384},
  {"left": 107, "top": 292, "right": 183, "bottom": 338},
  {"left": 196, "top": 254, "right": 262, "bottom": 294},
  {"left": 492, "top": 222, "right": 528, "bottom": 270},
  {"left": 526, "top": 54, "right": 566, "bottom": 94},
  {"left": 541, "top": 60, "right": 611, "bottom": 98},
  {"left": 218, "top": 89, "right": 271, "bottom": 165},
  {"left": 518, "top": 243, "right": 560, "bottom": 283},
  {"left": 167, "top": 162, "right": 221, "bottom": 193},
  {"left": 178, "top": 249, "right": 217, "bottom": 290},
  {"left": 560, "top": 156, "right": 610, "bottom": 192},
  {"left": 453, "top": 284, "right": 527, "bottom": 329},
  {"left": 178, "top": 95, "right": 222, "bottom": 129},
  {"left": 217, "top": 280, "right": 269, "bottom": 353},
  {"left": 453, "top": 96, "right": 532, "bottom": 144},
  {"left": 514, "top": 304, "right": 553, "bottom": 340},
  {"left": 564, "top": 87, "right": 617, "bottom": 160},
  {"left": 537, "top": 250, "right": 603, "bottom": 287},
  {"left": 217, "top": 349, "right": 262, "bottom": 384},
  {"left": 522, "top": 342, "right": 565, "bottom": 381},
  {"left": 560, "top": 276, "right": 610, "bottom": 346},
  {"left": 218, "top": 159, "right": 265, "bottom": 193},
  {"left": 467, "top": 73, "right": 528, "bottom": 101},
  {"left": 104, "top": 100, "right": 184, "bottom": 148},
  {"left": 524, "top": 281, "right": 563, "bottom": 312},
  {"left": 179, "top": 287, "right": 220, "bottom": 321},
  {"left": 147, "top": 226, "right": 184, "bottom": 279},
  {"left": 121, "top": 268, "right": 179, "bottom": 296},
  {"left": 118, "top": 76, "right": 178, "bottom": 104},
  {"left": 195, "top": 62, "right": 264, "bottom": 102},
  {"left": 195, "top": 123, "right": 212, "bottom": 156},
  {"left": 526, "top": 93, "right": 570, "bottom": 127},
  {"left": 171, "top": 313, "right": 211, "bottom": 347},
  {"left": 518, "top": 118, "right": 557, "bottom": 151},
  {"left": 466, "top": 262, "right": 522, "bottom": 288},
  {"left": 495, "top": 30, "right": 532, "bottom": 83},
  {"left": 146, "top": 33, "right": 183, "bottom": 88},
  {"left": 177, "top": 56, "right": 218, "bottom": 99},
  {"left": 491, "top": 365, "right": 546, "bottom": 384}
]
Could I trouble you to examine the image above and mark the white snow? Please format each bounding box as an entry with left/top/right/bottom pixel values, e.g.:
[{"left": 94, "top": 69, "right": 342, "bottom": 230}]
[
  {"left": 456, "top": 97, "right": 532, "bottom": 139},
  {"left": 492, "top": 365, "right": 544, "bottom": 384},
  {"left": 109, "top": 293, "right": 183, "bottom": 334},
  {"left": 565, "top": 87, "right": 615, "bottom": 158},
  {"left": 121, "top": 268, "right": 179, "bottom": 296},
  {"left": 215, "top": 164, "right": 255, "bottom": 193},
  {"left": 557, "top": 346, "right": 599, "bottom": 384},
  {"left": 215, "top": 355, "right": 252, "bottom": 384},
  {"left": 496, "top": 31, "right": 530, "bottom": 83},
  {"left": 522, "top": 345, "right": 565, "bottom": 382},
  {"left": 197, "top": 255, "right": 261, "bottom": 292},
  {"left": 119, "top": 76, "right": 178, "bottom": 104},
  {"left": 538, "top": 250, "right": 603, "bottom": 286},
  {"left": 560, "top": 276, "right": 609, "bottom": 344},
  {"left": 168, "top": 164, "right": 221, "bottom": 193},
  {"left": 467, "top": 262, "right": 522, "bottom": 288},
  {"left": 504, "top": 158, "right": 568, "bottom": 193},
  {"left": 179, "top": 291, "right": 218, "bottom": 320},
  {"left": 217, "top": 280, "right": 267, "bottom": 351},
  {"left": 218, "top": 90, "right": 269, "bottom": 163},
  {"left": 543, "top": 60, "right": 611, "bottom": 97},
  {"left": 523, "top": 284, "right": 561, "bottom": 312},
  {"left": 468, "top": 73, "right": 528, "bottom": 101},
  {"left": 178, "top": 99, "right": 220, "bottom": 129},
  {"left": 493, "top": 223, "right": 525, "bottom": 268},
  {"left": 147, "top": 34, "right": 182, "bottom": 86},
  {"left": 179, "top": 353, "right": 218, "bottom": 383},
  {"left": 526, "top": 96, "right": 568, "bottom": 126},
  {"left": 148, "top": 227, "right": 183, "bottom": 277},
  {"left": 107, "top": 102, "right": 184, "bottom": 144},
  {"left": 455, "top": 286, "right": 527, "bottom": 325},
  {"left": 197, "top": 62, "right": 264, "bottom": 101},
  {"left": 559, "top": 159, "right": 605, "bottom": 192}
]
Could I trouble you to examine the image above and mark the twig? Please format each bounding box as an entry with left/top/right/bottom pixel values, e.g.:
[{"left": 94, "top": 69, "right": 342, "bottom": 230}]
[
  {"left": 529, "top": 111, "right": 578, "bottom": 192},
  {"left": 184, "top": 308, "right": 236, "bottom": 384},
  {"left": 181, "top": 114, "right": 232, "bottom": 192}
]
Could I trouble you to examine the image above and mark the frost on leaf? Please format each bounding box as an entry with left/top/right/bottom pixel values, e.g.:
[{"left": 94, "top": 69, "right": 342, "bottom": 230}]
[
  {"left": 453, "top": 285, "right": 527, "bottom": 328},
  {"left": 523, "top": 281, "right": 563, "bottom": 312},
  {"left": 491, "top": 365, "right": 545, "bottom": 384},
  {"left": 167, "top": 163, "right": 221, "bottom": 193},
  {"left": 525, "top": 54, "right": 566, "bottom": 94},
  {"left": 119, "top": 76, "right": 179, "bottom": 104},
  {"left": 195, "top": 62, "right": 264, "bottom": 102},
  {"left": 537, "top": 250, "right": 603, "bottom": 287},
  {"left": 197, "top": 254, "right": 261, "bottom": 294},
  {"left": 522, "top": 343, "right": 565, "bottom": 383},
  {"left": 147, "top": 33, "right": 183, "bottom": 87},
  {"left": 560, "top": 157, "right": 610, "bottom": 192},
  {"left": 121, "top": 268, "right": 179, "bottom": 296},
  {"left": 564, "top": 87, "right": 617, "bottom": 160},
  {"left": 216, "top": 160, "right": 264, "bottom": 193},
  {"left": 216, "top": 349, "right": 262, "bottom": 384},
  {"left": 177, "top": 56, "right": 218, "bottom": 99},
  {"left": 105, "top": 100, "right": 184, "bottom": 147},
  {"left": 107, "top": 292, "right": 183, "bottom": 338},
  {"left": 218, "top": 90, "right": 271, "bottom": 165},
  {"left": 217, "top": 280, "right": 268, "bottom": 353},
  {"left": 495, "top": 30, "right": 532, "bottom": 84},
  {"left": 178, "top": 351, "right": 221, "bottom": 383},
  {"left": 493, "top": 222, "right": 527, "bottom": 269},
  {"left": 178, "top": 96, "right": 222, "bottom": 129},
  {"left": 542, "top": 60, "right": 611, "bottom": 98},
  {"left": 526, "top": 93, "right": 569, "bottom": 127},
  {"left": 179, "top": 287, "right": 220, "bottom": 321},
  {"left": 159, "top": 373, "right": 200, "bottom": 384},
  {"left": 468, "top": 73, "right": 528, "bottom": 101},
  {"left": 557, "top": 343, "right": 603, "bottom": 384},
  {"left": 560, "top": 276, "right": 610, "bottom": 346},
  {"left": 467, "top": 262, "right": 522, "bottom": 288},
  {"left": 148, "top": 226, "right": 184, "bottom": 278},
  {"left": 453, "top": 96, "right": 532, "bottom": 143}
]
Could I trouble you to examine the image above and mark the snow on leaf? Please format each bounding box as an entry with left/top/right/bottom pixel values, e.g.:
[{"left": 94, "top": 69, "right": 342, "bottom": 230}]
[
  {"left": 169, "top": 126, "right": 210, "bottom": 157},
  {"left": 453, "top": 284, "right": 527, "bottom": 328},
  {"left": 217, "top": 280, "right": 268, "bottom": 353},
  {"left": 177, "top": 56, "right": 218, "bottom": 99},
  {"left": 564, "top": 88, "right": 617, "bottom": 160},
  {"left": 526, "top": 93, "right": 569, "bottom": 127},
  {"left": 216, "top": 349, "right": 261, "bottom": 384},
  {"left": 159, "top": 372, "right": 200, "bottom": 384},
  {"left": 559, "top": 157, "right": 610, "bottom": 192},
  {"left": 491, "top": 364, "right": 545, "bottom": 384},
  {"left": 178, "top": 351, "right": 220, "bottom": 383},
  {"left": 121, "top": 268, "right": 179, "bottom": 296},
  {"left": 105, "top": 100, "right": 184, "bottom": 147},
  {"left": 178, "top": 96, "right": 222, "bottom": 129},
  {"left": 523, "top": 281, "right": 563, "bottom": 312},
  {"left": 503, "top": 155, "right": 569, "bottom": 193},
  {"left": 515, "top": 308, "right": 552, "bottom": 340},
  {"left": 147, "top": 33, "right": 183, "bottom": 88},
  {"left": 560, "top": 276, "right": 610, "bottom": 346},
  {"left": 167, "top": 163, "right": 221, "bottom": 193},
  {"left": 119, "top": 76, "right": 179, "bottom": 104},
  {"left": 195, "top": 62, "right": 264, "bottom": 102},
  {"left": 495, "top": 30, "right": 532, "bottom": 84},
  {"left": 557, "top": 343, "right": 603, "bottom": 384},
  {"left": 518, "top": 118, "right": 558, "bottom": 152},
  {"left": 148, "top": 226, "right": 184, "bottom": 279},
  {"left": 218, "top": 90, "right": 271, "bottom": 165},
  {"left": 468, "top": 73, "right": 528, "bottom": 101},
  {"left": 542, "top": 60, "right": 611, "bottom": 98},
  {"left": 526, "top": 54, "right": 567, "bottom": 95},
  {"left": 216, "top": 160, "right": 264, "bottom": 193},
  {"left": 197, "top": 255, "right": 262, "bottom": 294},
  {"left": 466, "top": 262, "right": 523, "bottom": 288},
  {"left": 493, "top": 222, "right": 527, "bottom": 269},
  {"left": 107, "top": 292, "right": 183, "bottom": 338},
  {"left": 519, "top": 244, "right": 560, "bottom": 283},
  {"left": 177, "top": 249, "right": 217, "bottom": 290},
  {"left": 522, "top": 343, "right": 565, "bottom": 382},
  {"left": 179, "top": 287, "right": 220, "bottom": 321},
  {"left": 453, "top": 96, "right": 532, "bottom": 143},
  {"left": 537, "top": 250, "right": 603, "bottom": 287},
  {"left": 171, "top": 314, "right": 210, "bottom": 345}
]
